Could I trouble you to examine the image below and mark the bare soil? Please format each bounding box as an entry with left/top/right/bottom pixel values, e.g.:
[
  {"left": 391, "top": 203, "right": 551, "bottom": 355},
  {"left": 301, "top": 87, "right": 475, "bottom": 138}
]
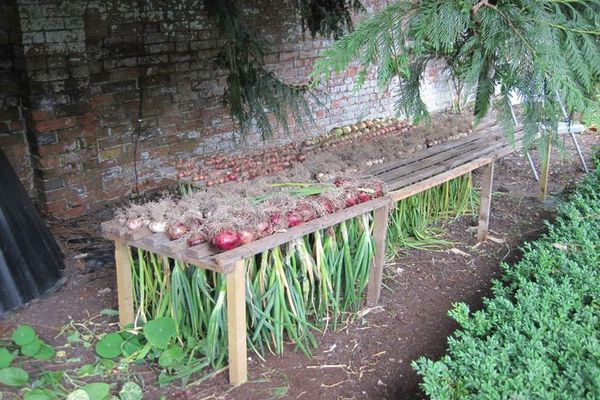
[{"left": 1, "top": 129, "right": 597, "bottom": 400}]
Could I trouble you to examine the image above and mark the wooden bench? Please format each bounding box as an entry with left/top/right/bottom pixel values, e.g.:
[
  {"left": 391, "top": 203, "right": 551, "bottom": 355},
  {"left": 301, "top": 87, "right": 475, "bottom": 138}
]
[{"left": 101, "top": 123, "right": 526, "bottom": 386}]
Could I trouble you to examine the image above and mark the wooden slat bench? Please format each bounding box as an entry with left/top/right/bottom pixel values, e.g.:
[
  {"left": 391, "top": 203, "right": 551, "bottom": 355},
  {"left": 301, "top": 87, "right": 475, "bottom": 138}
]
[{"left": 101, "top": 124, "right": 526, "bottom": 386}]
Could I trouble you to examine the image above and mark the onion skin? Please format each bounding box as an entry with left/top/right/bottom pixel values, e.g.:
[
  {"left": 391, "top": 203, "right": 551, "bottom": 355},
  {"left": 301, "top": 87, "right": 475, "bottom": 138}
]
[
  {"left": 187, "top": 233, "right": 206, "bottom": 247},
  {"left": 166, "top": 223, "right": 189, "bottom": 241},
  {"left": 127, "top": 218, "right": 144, "bottom": 231},
  {"left": 212, "top": 230, "right": 241, "bottom": 251},
  {"left": 148, "top": 220, "right": 168, "bottom": 233},
  {"left": 238, "top": 229, "right": 255, "bottom": 245}
]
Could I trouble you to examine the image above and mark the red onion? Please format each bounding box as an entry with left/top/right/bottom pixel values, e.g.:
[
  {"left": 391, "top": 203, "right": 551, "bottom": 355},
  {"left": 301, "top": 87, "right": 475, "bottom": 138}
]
[
  {"left": 357, "top": 191, "right": 372, "bottom": 203},
  {"left": 187, "top": 233, "right": 206, "bottom": 247},
  {"left": 166, "top": 223, "right": 189, "bottom": 241},
  {"left": 295, "top": 203, "right": 316, "bottom": 221},
  {"left": 127, "top": 218, "right": 144, "bottom": 231},
  {"left": 212, "top": 230, "right": 241, "bottom": 251},
  {"left": 286, "top": 212, "right": 303, "bottom": 227}
]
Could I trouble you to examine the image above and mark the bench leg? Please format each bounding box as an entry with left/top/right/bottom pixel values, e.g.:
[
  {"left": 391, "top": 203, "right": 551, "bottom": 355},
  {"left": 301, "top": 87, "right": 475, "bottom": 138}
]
[
  {"left": 367, "top": 205, "right": 390, "bottom": 307},
  {"left": 539, "top": 137, "right": 552, "bottom": 201},
  {"left": 226, "top": 260, "right": 247, "bottom": 386},
  {"left": 477, "top": 162, "right": 495, "bottom": 242},
  {"left": 115, "top": 240, "right": 135, "bottom": 327}
]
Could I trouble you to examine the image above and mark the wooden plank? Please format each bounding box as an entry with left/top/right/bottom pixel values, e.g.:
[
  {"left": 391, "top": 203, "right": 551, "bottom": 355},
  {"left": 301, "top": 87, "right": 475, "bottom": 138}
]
[
  {"left": 376, "top": 140, "right": 484, "bottom": 183},
  {"left": 114, "top": 240, "right": 135, "bottom": 326},
  {"left": 539, "top": 136, "right": 552, "bottom": 201},
  {"left": 477, "top": 162, "right": 495, "bottom": 242},
  {"left": 386, "top": 135, "right": 519, "bottom": 192},
  {"left": 366, "top": 205, "right": 390, "bottom": 306},
  {"left": 212, "top": 196, "right": 392, "bottom": 270},
  {"left": 389, "top": 138, "right": 522, "bottom": 202},
  {"left": 123, "top": 227, "right": 154, "bottom": 241},
  {"left": 183, "top": 242, "right": 216, "bottom": 260},
  {"left": 226, "top": 260, "right": 247, "bottom": 386},
  {"left": 365, "top": 128, "right": 501, "bottom": 176}
]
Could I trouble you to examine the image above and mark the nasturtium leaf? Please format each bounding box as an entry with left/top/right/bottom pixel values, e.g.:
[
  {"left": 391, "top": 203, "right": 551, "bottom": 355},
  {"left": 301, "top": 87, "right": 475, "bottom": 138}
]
[
  {"left": 158, "top": 346, "right": 184, "bottom": 368},
  {"left": 121, "top": 340, "right": 142, "bottom": 357},
  {"left": 143, "top": 317, "right": 176, "bottom": 350},
  {"left": 24, "top": 388, "right": 56, "bottom": 400},
  {"left": 66, "top": 389, "right": 89, "bottom": 400},
  {"left": 99, "top": 358, "right": 115, "bottom": 370},
  {"left": 21, "top": 338, "right": 43, "bottom": 357},
  {"left": 0, "top": 348, "right": 15, "bottom": 368},
  {"left": 118, "top": 382, "right": 142, "bottom": 400},
  {"left": 95, "top": 333, "right": 123, "bottom": 359},
  {"left": 0, "top": 367, "right": 29, "bottom": 386},
  {"left": 11, "top": 326, "right": 36, "bottom": 346},
  {"left": 82, "top": 382, "right": 110, "bottom": 400},
  {"left": 33, "top": 344, "right": 55, "bottom": 361}
]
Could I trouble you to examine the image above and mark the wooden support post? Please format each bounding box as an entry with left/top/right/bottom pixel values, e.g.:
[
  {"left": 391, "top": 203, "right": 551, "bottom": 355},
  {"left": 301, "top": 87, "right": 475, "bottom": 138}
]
[
  {"left": 114, "top": 240, "right": 134, "bottom": 326},
  {"left": 477, "top": 162, "right": 495, "bottom": 242},
  {"left": 367, "top": 205, "right": 391, "bottom": 307},
  {"left": 539, "top": 137, "right": 552, "bottom": 201},
  {"left": 226, "top": 260, "right": 247, "bottom": 386}
]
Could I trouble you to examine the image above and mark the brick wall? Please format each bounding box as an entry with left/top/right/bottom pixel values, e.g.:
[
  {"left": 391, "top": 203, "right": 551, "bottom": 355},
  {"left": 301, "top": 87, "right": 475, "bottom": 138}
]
[
  {"left": 0, "top": 0, "right": 33, "bottom": 195},
  {"left": 1, "top": 0, "right": 453, "bottom": 218}
]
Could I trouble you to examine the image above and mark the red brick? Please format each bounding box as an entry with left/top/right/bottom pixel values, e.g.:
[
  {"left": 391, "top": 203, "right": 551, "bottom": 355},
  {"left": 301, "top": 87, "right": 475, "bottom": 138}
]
[
  {"left": 30, "top": 110, "right": 54, "bottom": 121},
  {"left": 90, "top": 94, "right": 114, "bottom": 107},
  {"left": 33, "top": 117, "right": 76, "bottom": 133}
]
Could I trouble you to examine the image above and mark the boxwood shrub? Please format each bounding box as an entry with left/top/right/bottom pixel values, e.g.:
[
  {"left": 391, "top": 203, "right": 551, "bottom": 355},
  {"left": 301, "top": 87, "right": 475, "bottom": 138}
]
[{"left": 413, "top": 162, "right": 600, "bottom": 399}]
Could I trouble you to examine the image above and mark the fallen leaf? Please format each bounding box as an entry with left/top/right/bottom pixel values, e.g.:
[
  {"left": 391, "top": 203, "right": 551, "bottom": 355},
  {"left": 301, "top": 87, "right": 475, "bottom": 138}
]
[{"left": 448, "top": 248, "right": 470, "bottom": 257}]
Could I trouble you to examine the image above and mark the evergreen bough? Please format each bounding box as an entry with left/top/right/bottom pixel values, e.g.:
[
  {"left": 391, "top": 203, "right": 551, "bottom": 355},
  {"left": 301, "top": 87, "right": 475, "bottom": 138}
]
[{"left": 312, "top": 0, "right": 600, "bottom": 148}]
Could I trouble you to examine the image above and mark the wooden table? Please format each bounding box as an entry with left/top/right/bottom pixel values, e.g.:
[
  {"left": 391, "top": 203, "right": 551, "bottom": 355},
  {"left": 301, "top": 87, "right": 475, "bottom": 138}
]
[{"left": 101, "top": 123, "right": 526, "bottom": 386}]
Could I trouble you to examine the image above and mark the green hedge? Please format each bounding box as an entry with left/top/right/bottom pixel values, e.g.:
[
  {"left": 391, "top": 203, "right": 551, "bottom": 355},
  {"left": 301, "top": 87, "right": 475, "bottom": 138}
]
[{"left": 413, "top": 163, "right": 600, "bottom": 399}]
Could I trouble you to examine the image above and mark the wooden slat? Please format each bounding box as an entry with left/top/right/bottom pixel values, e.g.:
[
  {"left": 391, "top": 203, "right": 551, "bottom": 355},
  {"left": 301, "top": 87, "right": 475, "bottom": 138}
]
[
  {"left": 477, "top": 162, "right": 495, "bottom": 242},
  {"left": 386, "top": 135, "right": 520, "bottom": 192},
  {"left": 365, "top": 128, "right": 502, "bottom": 176},
  {"left": 226, "top": 260, "right": 247, "bottom": 386},
  {"left": 389, "top": 138, "right": 523, "bottom": 202},
  {"left": 375, "top": 140, "right": 483, "bottom": 183},
  {"left": 366, "top": 205, "right": 390, "bottom": 306},
  {"left": 183, "top": 242, "right": 216, "bottom": 260},
  {"left": 212, "top": 196, "right": 392, "bottom": 271},
  {"left": 114, "top": 240, "right": 135, "bottom": 326},
  {"left": 123, "top": 227, "right": 154, "bottom": 241}
]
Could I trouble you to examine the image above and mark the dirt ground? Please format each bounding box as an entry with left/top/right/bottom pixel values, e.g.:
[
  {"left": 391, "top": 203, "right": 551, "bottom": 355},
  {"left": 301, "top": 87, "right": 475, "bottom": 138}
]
[{"left": 1, "top": 132, "right": 597, "bottom": 400}]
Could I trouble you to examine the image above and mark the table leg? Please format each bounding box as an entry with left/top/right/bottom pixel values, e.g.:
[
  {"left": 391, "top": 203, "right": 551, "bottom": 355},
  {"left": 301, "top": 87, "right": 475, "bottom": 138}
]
[
  {"left": 115, "top": 240, "right": 134, "bottom": 326},
  {"left": 477, "top": 162, "right": 495, "bottom": 242},
  {"left": 367, "top": 205, "right": 390, "bottom": 306},
  {"left": 539, "top": 137, "right": 552, "bottom": 201},
  {"left": 226, "top": 259, "right": 247, "bottom": 386}
]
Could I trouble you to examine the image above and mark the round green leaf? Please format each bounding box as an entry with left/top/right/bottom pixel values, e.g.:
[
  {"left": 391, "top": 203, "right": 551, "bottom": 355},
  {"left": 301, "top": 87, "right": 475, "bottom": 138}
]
[
  {"left": 21, "top": 339, "right": 42, "bottom": 357},
  {"left": 121, "top": 340, "right": 142, "bottom": 357},
  {"left": 143, "top": 317, "right": 176, "bottom": 350},
  {"left": 0, "top": 348, "right": 15, "bottom": 369},
  {"left": 66, "top": 389, "right": 89, "bottom": 400},
  {"left": 95, "top": 333, "right": 123, "bottom": 359},
  {"left": 0, "top": 367, "right": 29, "bottom": 387},
  {"left": 119, "top": 382, "right": 142, "bottom": 400},
  {"left": 11, "top": 326, "right": 36, "bottom": 346},
  {"left": 33, "top": 344, "right": 55, "bottom": 361},
  {"left": 24, "top": 388, "right": 56, "bottom": 400},
  {"left": 82, "top": 382, "right": 110, "bottom": 400},
  {"left": 158, "top": 346, "right": 184, "bottom": 368}
]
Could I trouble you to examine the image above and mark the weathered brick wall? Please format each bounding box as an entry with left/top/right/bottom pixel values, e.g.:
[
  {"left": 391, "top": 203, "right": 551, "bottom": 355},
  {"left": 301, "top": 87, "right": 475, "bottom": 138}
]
[
  {"left": 2, "top": 0, "right": 453, "bottom": 218},
  {"left": 0, "top": 0, "right": 33, "bottom": 194}
]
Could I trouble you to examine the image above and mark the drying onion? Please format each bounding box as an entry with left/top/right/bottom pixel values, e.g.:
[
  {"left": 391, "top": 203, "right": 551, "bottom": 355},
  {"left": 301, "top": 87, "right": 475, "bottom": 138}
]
[{"left": 212, "top": 230, "right": 241, "bottom": 251}]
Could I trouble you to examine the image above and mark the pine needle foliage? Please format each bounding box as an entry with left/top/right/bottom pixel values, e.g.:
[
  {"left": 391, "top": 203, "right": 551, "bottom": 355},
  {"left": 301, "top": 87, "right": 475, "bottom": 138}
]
[
  {"left": 204, "top": 0, "right": 316, "bottom": 141},
  {"left": 311, "top": 0, "right": 600, "bottom": 148},
  {"left": 296, "top": 0, "right": 365, "bottom": 39}
]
